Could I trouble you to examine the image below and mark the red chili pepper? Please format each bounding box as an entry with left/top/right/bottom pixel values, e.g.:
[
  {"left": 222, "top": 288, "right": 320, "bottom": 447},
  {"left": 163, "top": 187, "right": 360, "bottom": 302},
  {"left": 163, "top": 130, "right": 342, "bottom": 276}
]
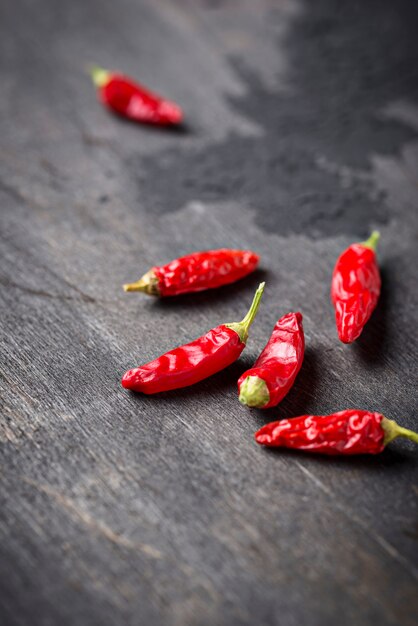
[
  {"left": 123, "top": 249, "right": 260, "bottom": 297},
  {"left": 331, "top": 231, "right": 381, "bottom": 343},
  {"left": 238, "top": 312, "right": 304, "bottom": 409},
  {"left": 90, "top": 65, "right": 183, "bottom": 126},
  {"left": 122, "top": 282, "right": 265, "bottom": 393},
  {"left": 255, "top": 410, "right": 418, "bottom": 455}
]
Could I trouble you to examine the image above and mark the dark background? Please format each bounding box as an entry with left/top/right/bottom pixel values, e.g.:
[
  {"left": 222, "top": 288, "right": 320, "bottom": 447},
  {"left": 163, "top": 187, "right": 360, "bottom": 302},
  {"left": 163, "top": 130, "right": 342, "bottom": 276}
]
[{"left": 1, "top": 1, "right": 417, "bottom": 625}]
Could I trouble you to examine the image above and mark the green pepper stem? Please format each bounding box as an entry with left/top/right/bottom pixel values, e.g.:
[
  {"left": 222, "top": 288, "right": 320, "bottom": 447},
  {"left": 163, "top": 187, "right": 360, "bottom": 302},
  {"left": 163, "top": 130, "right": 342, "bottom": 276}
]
[
  {"left": 361, "top": 230, "right": 380, "bottom": 251},
  {"left": 225, "top": 282, "right": 265, "bottom": 343},
  {"left": 381, "top": 417, "right": 418, "bottom": 447},
  {"left": 239, "top": 375, "right": 270, "bottom": 408},
  {"left": 123, "top": 278, "right": 148, "bottom": 293},
  {"left": 123, "top": 270, "right": 159, "bottom": 296},
  {"left": 89, "top": 65, "right": 111, "bottom": 88}
]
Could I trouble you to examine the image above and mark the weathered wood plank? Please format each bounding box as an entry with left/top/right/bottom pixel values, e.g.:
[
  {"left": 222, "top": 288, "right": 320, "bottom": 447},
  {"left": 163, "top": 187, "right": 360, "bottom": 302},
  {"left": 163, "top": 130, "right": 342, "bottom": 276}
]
[{"left": 1, "top": 1, "right": 417, "bottom": 625}]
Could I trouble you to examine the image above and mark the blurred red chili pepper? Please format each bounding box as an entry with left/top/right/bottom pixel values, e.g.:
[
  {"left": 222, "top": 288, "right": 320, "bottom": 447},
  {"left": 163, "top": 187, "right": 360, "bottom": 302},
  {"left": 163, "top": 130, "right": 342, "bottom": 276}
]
[
  {"left": 122, "top": 282, "right": 265, "bottom": 394},
  {"left": 90, "top": 65, "right": 183, "bottom": 126},
  {"left": 123, "top": 249, "right": 260, "bottom": 296},
  {"left": 331, "top": 231, "right": 381, "bottom": 343},
  {"left": 238, "top": 312, "right": 304, "bottom": 409},
  {"left": 255, "top": 410, "right": 418, "bottom": 455}
]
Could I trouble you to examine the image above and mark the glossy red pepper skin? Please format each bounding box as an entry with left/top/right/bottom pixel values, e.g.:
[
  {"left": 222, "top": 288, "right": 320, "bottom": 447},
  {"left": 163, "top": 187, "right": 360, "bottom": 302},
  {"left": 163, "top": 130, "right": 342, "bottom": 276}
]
[
  {"left": 91, "top": 66, "right": 183, "bottom": 126},
  {"left": 331, "top": 232, "right": 381, "bottom": 343},
  {"left": 255, "top": 410, "right": 418, "bottom": 455},
  {"left": 124, "top": 249, "right": 260, "bottom": 296},
  {"left": 238, "top": 312, "right": 304, "bottom": 409},
  {"left": 122, "top": 326, "right": 244, "bottom": 394},
  {"left": 122, "top": 283, "right": 265, "bottom": 394}
]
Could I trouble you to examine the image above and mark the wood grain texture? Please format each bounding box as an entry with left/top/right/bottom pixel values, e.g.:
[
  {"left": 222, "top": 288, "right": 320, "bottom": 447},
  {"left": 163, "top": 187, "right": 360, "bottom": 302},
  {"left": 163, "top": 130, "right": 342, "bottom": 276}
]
[{"left": 0, "top": 1, "right": 417, "bottom": 625}]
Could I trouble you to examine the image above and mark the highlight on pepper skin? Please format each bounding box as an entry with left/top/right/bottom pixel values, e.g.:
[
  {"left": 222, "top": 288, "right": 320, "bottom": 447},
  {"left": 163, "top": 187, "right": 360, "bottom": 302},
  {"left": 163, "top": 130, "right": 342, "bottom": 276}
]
[
  {"left": 123, "top": 249, "right": 260, "bottom": 296},
  {"left": 122, "top": 282, "right": 265, "bottom": 394},
  {"left": 238, "top": 311, "right": 304, "bottom": 409},
  {"left": 331, "top": 231, "right": 381, "bottom": 343},
  {"left": 255, "top": 410, "right": 418, "bottom": 455},
  {"left": 90, "top": 64, "right": 183, "bottom": 126}
]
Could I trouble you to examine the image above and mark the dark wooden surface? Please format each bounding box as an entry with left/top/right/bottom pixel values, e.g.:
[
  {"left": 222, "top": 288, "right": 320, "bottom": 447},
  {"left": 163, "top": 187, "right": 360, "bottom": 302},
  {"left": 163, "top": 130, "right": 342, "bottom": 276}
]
[{"left": 1, "top": 1, "right": 418, "bottom": 624}]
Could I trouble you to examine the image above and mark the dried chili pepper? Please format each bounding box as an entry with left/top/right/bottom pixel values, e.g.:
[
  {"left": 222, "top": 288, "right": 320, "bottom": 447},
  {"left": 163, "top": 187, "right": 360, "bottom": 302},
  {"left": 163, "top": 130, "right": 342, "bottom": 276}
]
[
  {"left": 122, "top": 282, "right": 265, "bottom": 393},
  {"left": 238, "top": 312, "right": 304, "bottom": 409},
  {"left": 123, "top": 249, "right": 260, "bottom": 296},
  {"left": 255, "top": 410, "right": 418, "bottom": 455},
  {"left": 90, "top": 66, "right": 183, "bottom": 126},
  {"left": 331, "top": 231, "right": 381, "bottom": 343}
]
